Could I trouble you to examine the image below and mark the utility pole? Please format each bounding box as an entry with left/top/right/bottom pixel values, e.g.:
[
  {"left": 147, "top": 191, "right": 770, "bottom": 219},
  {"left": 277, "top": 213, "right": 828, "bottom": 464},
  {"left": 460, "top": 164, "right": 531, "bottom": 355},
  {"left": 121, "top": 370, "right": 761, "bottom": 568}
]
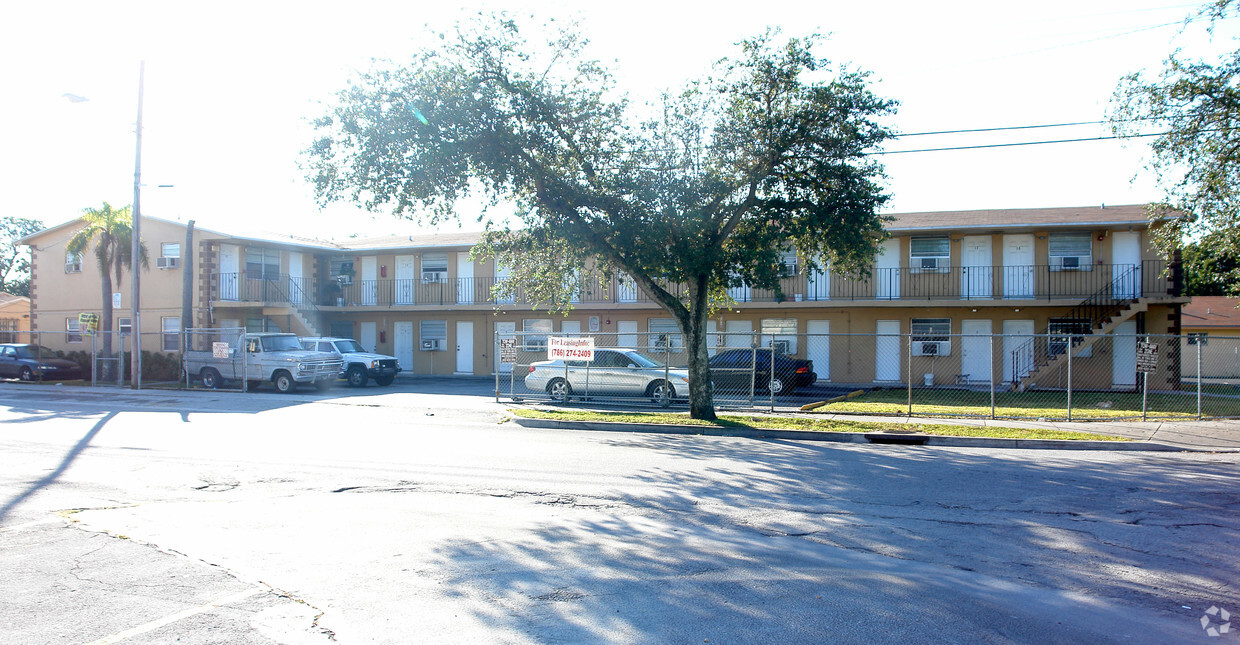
[{"left": 130, "top": 61, "right": 144, "bottom": 389}]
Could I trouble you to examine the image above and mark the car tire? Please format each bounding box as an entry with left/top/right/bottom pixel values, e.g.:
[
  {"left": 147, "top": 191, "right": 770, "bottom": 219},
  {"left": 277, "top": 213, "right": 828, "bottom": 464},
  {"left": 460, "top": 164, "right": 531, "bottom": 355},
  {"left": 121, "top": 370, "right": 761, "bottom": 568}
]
[
  {"left": 768, "top": 376, "right": 791, "bottom": 395},
  {"left": 200, "top": 367, "right": 222, "bottom": 389},
  {"left": 546, "top": 378, "right": 572, "bottom": 402},
  {"left": 19, "top": 366, "right": 34, "bottom": 382},
  {"left": 272, "top": 371, "right": 295, "bottom": 394},
  {"left": 346, "top": 365, "right": 367, "bottom": 387},
  {"left": 647, "top": 380, "right": 674, "bottom": 408},
  {"left": 374, "top": 374, "right": 394, "bottom": 386}
]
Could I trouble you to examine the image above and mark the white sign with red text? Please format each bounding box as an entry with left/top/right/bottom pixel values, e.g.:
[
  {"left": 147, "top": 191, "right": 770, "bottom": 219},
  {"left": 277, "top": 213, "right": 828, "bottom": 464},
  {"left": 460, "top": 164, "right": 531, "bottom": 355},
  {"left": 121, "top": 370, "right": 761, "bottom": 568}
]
[{"left": 548, "top": 336, "right": 595, "bottom": 361}]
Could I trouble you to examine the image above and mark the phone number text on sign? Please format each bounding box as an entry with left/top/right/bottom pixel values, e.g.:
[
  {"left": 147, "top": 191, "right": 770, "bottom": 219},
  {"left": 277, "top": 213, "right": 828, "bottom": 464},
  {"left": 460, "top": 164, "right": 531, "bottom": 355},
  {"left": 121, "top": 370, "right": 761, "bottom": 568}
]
[{"left": 548, "top": 336, "right": 595, "bottom": 361}]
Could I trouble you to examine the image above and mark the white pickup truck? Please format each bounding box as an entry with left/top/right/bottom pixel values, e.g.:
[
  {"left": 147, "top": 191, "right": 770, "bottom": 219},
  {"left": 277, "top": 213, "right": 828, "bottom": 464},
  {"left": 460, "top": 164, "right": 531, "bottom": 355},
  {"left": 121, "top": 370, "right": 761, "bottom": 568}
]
[{"left": 183, "top": 333, "right": 344, "bottom": 393}]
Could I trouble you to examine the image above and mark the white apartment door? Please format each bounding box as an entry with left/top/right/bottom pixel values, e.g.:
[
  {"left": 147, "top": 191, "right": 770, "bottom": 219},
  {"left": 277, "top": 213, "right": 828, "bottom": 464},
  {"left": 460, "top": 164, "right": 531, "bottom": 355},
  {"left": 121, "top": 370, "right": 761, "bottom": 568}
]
[
  {"left": 288, "top": 251, "right": 304, "bottom": 305},
  {"left": 495, "top": 321, "right": 516, "bottom": 374},
  {"left": 617, "top": 320, "right": 638, "bottom": 348},
  {"left": 361, "top": 256, "right": 378, "bottom": 306},
  {"left": 360, "top": 321, "right": 377, "bottom": 353},
  {"left": 960, "top": 320, "right": 992, "bottom": 383},
  {"left": 725, "top": 319, "right": 753, "bottom": 348},
  {"left": 706, "top": 320, "right": 720, "bottom": 356},
  {"left": 495, "top": 263, "right": 515, "bottom": 304},
  {"left": 561, "top": 320, "right": 581, "bottom": 336},
  {"left": 961, "top": 236, "right": 993, "bottom": 300},
  {"left": 456, "top": 320, "right": 474, "bottom": 374},
  {"left": 1112, "top": 231, "right": 1141, "bottom": 299},
  {"left": 457, "top": 254, "right": 474, "bottom": 304},
  {"left": 807, "top": 320, "right": 830, "bottom": 381},
  {"left": 1002, "top": 319, "right": 1035, "bottom": 384},
  {"left": 875, "top": 320, "right": 901, "bottom": 381},
  {"left": 395, "top": 255, "right": 416, "bottom": 305},
  {"left": 394, "top": 321, "right": 415, "bottom": 374},
  {"left": 1003, "top": 234, "right": 1035, "bottom": 299},
  {"left": 876, "top": 238, "right": 900, "bottom": 300},
  {"left": 807, "top": 264, "right": 830, "bottom": 301},
  {"left": 219, "top": 244, "right": 239, "bottom": 301},
  {"left": 1112, "top": 320, "right": 1138, "bottom": 388}
]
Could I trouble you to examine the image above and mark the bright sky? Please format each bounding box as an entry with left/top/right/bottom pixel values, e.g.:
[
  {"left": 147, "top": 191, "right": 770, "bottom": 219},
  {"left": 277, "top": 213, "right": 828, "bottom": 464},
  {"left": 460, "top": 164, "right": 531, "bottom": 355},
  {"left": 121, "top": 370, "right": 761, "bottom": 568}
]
[{"left": 3, "top": 1, "right": 1235, "bottom": 242}]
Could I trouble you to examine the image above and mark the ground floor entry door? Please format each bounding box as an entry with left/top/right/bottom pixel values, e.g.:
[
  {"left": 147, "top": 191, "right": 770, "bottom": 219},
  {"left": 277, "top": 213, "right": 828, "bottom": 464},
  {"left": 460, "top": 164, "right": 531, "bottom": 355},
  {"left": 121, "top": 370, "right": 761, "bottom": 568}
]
[
  {"left": 806, "top": 320, "right": 829, "bottom": 381},
  {"left": 360, "top": 322, "right": 377, "bottom": 353},
  {"left": 960, "top": 320, "right": 992, "bottom": 383},
  {"left": 394, "top": 321, "right": 414, "bottom": 374},
  {"left": 875, "top": 320, "right": 901, "bottom": 382},
  {"left": 725, "top": 320, "right": 753, "bottom": 348},
  {"left": 1112, "top": 320, "right": 1137, "bottom": 388},
  {"left": 456, "top": 320, "right": 474, "bottom": 374}
]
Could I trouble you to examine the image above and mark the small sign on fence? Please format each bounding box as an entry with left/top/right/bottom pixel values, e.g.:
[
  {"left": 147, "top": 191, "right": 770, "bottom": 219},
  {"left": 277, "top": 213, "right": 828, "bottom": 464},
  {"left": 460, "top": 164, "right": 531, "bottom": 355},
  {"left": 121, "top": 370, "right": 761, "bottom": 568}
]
[
  {"left": 1136, "top": 341, "right": 1158, "bottom": 373},
  {"left": 499, "top": 337, "right": 517, "bottom": 364},
  {"left": 78, "top": 312, "right": 99, "bottom": 334},
  {"left": 548, "top": 336, "right": 594, "bottom": 361},
  {"left": 212, "top": 342, "right": 230, "bottom": 359}
]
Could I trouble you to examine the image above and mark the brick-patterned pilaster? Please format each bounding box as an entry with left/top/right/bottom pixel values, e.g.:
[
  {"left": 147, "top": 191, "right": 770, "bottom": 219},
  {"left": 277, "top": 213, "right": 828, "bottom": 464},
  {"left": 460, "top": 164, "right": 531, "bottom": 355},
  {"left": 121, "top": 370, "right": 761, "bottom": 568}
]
[{"left": 197, "top": 239, "right": 216, "bottom": 329}]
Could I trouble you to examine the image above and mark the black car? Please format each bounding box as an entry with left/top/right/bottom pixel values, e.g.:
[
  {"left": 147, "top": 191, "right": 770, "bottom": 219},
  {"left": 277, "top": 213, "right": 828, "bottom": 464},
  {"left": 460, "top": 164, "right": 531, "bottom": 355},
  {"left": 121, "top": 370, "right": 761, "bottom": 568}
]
[
  {"left": 0, "top": 344, "right": 84, "bottom": 382},
  {"left": 708, "top": 348, "right": 816, "bottom": 395}
]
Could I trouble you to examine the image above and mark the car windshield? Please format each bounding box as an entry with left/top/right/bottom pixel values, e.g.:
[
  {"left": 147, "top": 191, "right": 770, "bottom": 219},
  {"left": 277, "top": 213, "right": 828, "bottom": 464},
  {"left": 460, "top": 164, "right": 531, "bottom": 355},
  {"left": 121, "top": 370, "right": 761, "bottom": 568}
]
[
  {"left": 623, "top": 351, "right": 663, "bottom": 368},
  {"left": 261, "top": 336, "right": 303, "bottom": 352},
  {"left": 334, "top": 340, "right": 365, "bottom": 353}
]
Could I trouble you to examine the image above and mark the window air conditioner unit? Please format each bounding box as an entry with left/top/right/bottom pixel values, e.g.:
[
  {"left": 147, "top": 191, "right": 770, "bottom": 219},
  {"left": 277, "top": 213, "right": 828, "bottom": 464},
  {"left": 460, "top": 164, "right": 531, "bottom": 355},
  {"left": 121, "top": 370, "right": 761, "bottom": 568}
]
[
  {"left": 156, "top": 257, "right": 180, "bottom": 269},
  {"left": 421, "top": 339, "right": 443, "bottom": 351},
  {"left": 336, "top": 275, "right": 353, "bottom": 285},
  {"left": 1056, "top": 256, "right": 1084, "bottom": 270},
  {"left": 422, "top": 271, "right": 445, "bottom": 283},
  {"left": 914, "top": 341, "right": 950, "bottom": 356}
]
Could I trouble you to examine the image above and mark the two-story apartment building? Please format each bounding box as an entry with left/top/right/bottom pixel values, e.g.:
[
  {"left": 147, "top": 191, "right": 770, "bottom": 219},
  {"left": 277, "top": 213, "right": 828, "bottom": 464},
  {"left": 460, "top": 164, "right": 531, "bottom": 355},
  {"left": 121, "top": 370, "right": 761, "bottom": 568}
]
[{"left": 21, "top": 204, "right": 1186, "bottom": 390}]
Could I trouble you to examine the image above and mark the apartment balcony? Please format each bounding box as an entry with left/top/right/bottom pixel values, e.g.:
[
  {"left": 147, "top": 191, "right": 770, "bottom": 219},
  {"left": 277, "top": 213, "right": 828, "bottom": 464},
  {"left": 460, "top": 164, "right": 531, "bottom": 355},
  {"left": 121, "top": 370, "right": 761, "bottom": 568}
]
[{"left": 209, "top": 261, "right": 1179, "bottom": 309}]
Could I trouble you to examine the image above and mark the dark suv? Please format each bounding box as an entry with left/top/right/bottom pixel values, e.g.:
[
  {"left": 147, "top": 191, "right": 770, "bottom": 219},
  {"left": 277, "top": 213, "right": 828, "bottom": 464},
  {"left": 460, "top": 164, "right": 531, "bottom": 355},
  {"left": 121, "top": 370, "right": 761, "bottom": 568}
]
[{"left": 708, "top": 348, "right": 816, "bottom": 395}]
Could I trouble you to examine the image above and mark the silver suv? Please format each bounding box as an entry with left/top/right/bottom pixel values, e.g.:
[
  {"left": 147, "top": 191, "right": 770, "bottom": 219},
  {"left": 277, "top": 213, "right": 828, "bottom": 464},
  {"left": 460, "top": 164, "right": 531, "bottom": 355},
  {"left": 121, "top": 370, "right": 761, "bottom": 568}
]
[{"left": 299, "top": 337, "right": 402, "bottom": 387}]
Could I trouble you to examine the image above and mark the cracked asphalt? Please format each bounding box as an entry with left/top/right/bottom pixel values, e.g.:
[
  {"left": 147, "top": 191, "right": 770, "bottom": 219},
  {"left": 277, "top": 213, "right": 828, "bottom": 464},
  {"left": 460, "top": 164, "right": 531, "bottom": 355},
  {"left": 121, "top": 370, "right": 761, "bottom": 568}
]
[{"left": 0, "top": 383, "right": 1237, "bottom": 643}]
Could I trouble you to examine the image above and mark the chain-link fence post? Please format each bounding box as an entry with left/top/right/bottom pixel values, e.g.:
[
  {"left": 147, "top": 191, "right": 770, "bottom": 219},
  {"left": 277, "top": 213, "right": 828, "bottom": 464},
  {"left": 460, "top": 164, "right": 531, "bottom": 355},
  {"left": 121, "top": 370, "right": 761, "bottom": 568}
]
[
  {"left": 989, "top": 333, "right": 996, "bottom": 419},
  {"left": 494, "top": 333, "right": 500, "bottom": 403},
  {"left": 90, "top": 332, "right": 97, "bottom": 387},
  {"left": 749, "top": 339, "right": 757, "bottom": 407},
  {"left": 906, "top": 332, "right": 913, "bottom": 416},
  {"left": 1142, "top": 335, "right": 1149, "bottom": 422},
  {"left": 1066, "top": 340, "right": 1074, "bottom": 422},
  {"left": 1196, "top": 336, "right": 1203, "bottom": 420}
]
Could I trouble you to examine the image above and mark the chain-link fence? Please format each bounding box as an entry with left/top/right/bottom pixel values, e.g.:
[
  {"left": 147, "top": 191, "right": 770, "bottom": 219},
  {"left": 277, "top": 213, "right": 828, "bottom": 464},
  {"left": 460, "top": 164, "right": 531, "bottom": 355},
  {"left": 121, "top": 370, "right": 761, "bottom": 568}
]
[{"left": 496, "top": 330, "right": 1240, "bottom": 421}]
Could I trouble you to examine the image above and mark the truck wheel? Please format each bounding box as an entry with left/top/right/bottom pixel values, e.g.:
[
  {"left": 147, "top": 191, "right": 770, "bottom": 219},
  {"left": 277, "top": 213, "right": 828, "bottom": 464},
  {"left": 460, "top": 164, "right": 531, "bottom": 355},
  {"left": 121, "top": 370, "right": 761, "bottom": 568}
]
[
  {"left": 374, "top": 374, "right": 395, "bottom": 386},
  {"left": 272, "top": 371, "right": 295, "bottom": 394},
  {"left": 200, "top": 367, "right": 222, "bottom": 389},
  {"left": 346, "top": 365, "right": 367, "bottom": 387}
]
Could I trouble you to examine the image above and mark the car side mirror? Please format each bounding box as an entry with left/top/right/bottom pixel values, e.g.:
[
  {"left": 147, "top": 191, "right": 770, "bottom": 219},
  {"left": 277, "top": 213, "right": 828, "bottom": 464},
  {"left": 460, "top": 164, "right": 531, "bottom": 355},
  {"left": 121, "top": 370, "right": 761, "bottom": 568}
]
[{"left": 627, "top": 363, "right": 637, "bottom": 369}]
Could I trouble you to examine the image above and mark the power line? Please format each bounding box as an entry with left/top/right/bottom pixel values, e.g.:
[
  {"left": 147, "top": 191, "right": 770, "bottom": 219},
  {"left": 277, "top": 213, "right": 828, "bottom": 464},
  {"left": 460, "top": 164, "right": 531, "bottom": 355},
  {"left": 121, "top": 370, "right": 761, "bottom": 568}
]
[
  {"left": 898, "top": 120, "right": 1107, "bottom": 137},
  {"left": 875, "top": 131, "right": 1166, "bottom": 155}
]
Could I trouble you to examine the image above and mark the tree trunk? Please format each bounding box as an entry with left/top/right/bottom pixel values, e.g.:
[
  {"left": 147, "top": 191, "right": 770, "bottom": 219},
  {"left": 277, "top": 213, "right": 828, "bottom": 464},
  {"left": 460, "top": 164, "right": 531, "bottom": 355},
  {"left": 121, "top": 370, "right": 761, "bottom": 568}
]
[
  {"left": 681, "top": 278, "right": 717, "bottom": 421},
  {"left": 100, "top": 263, "right": 114, "bottom": 380}
]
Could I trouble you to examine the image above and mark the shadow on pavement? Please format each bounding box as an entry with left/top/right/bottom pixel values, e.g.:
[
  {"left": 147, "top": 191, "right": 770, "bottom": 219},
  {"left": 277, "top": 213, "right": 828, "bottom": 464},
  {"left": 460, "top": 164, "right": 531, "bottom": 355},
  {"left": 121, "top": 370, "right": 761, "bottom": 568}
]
[{"left": 0, "top": 411, "right": 117, "bottom": 525}]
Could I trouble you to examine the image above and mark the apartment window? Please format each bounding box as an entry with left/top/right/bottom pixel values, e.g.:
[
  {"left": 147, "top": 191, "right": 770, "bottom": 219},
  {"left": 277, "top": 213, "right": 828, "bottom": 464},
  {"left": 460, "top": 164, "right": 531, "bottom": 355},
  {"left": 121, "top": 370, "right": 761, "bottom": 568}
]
[
  {"left": 161, "top": 243, "right": 180, "bottom": 258},
  {"left": 910, "top": 236, "right": 950, "bottom": 273},
  {"left": 245, "top": 247, "right": 280, "bottom": 280},
  {"left": 911, "top": 318, "right": 950, "bottom": 342},
  {"left": 1187, "top": 332, "right": 1209, "bottom": 346},
  {"left": 245, "top": 317, "right": 279, "bottom": 333},
  {"left": 162, "top": 317, "right": 180, "bottom": 352},
  {"left": 420, "top": 320, "right": 447, "bottom": 351},
  {"left": 761, "top": 318, "right": 798, "bottom": 354},
  {"left": 779, "top": 249, "right": 798, "bottom": 277},
  {"left": 1048, "top": 318, "right": 1092, "bottom": 358},
  {"left": 65, "top": 252, "right": 82, "bottom": 274},
  {"left": 422, "top": 254, "right": 448, "bottom": 282},
  {"left": 66, "top": 318, "right": 82, "bottom": 343},
  {"left": 329, "top": 321, "right": 353, "bottom": 338},
  {"left": 648, "top": 318, "right": 683, "bottom": 352},
  {"left": 118, "top": 317, "right": 132, "bottom": 336},
  {"left": 523, "top": 318, "right": 552, "bottom": 351},
  {"left": 1048, "top": 232, "right": 1093, "bottom": 270}
]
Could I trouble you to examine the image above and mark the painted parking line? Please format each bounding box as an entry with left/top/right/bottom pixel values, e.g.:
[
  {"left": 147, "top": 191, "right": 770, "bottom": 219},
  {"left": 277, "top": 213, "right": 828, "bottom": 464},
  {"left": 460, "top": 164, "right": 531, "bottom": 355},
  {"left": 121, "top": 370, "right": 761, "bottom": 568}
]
[{"left": 83, "top": 587, "right": 263, "bottom": 645}]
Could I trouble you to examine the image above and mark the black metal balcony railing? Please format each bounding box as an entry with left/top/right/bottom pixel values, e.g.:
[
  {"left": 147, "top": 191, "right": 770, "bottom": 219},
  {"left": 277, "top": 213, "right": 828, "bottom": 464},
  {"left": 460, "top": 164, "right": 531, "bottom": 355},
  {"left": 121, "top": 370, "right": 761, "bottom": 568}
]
[{"left": 210, "top": 261, "right": 1178, "bottom": 308}]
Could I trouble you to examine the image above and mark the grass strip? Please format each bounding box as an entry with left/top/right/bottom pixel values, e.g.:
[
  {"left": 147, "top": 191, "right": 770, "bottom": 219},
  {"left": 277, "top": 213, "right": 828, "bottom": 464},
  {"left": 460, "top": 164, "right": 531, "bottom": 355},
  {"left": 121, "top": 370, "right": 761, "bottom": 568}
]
[
  {"left": 814, "top": 388, "right": 1240, "bottom": 420},
  {"left": 511, "top": 408, "right": 1132, "bottom": 441}
]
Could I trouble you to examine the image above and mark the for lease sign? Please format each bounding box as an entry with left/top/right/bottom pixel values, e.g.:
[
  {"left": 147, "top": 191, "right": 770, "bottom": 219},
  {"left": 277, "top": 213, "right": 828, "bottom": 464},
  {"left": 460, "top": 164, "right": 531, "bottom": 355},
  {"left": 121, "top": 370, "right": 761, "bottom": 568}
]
[{"left": 548, "top": 336, "right": 594, "bottom": 361}]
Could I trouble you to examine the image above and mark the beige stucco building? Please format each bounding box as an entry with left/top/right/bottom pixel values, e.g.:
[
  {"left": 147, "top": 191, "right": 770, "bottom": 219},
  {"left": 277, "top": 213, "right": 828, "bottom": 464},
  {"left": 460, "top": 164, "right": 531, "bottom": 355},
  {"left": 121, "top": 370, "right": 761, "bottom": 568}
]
[{"left": 20, "top": 204, "right": 1188, "bottom": 390}]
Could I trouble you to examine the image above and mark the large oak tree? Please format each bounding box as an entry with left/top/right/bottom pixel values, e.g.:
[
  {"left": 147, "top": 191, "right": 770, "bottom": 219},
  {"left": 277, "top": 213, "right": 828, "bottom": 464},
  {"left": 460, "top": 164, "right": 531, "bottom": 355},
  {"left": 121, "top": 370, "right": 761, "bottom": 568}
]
[{"left": 307, "top": 17, "right": 896, "bottom": 419}]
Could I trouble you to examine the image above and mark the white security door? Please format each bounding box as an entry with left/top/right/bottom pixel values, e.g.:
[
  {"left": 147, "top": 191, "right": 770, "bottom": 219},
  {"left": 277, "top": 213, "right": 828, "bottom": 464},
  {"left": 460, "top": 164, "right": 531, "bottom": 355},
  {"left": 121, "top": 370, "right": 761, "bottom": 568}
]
[
  {"left": 725, "top": 319, "right": 753, "bottom": 348},
  {"left": 495, "top": 263, "right": 514, "bottom": 305},
  {"left": 288, "top": 251, "right": 304, "bottom": 305},
  {"left": 360, "top": 321, "right": 377, "bottom": 353},
  {"left": 1003, "top": 234, "right": 1035, "bottom": 299},
  {"left": 875, "top": 320, "right": 901, "bottom": 381},
  {"left": 395, "top": 255, "right": 416, "bottom": 305},
  {"left": 807, "top": 320, "right": 830, "bottom": 381},
  {"left": 457, "top": 254, "right": 474, "bottom": 304},
  {"left": 1112, "top": 231, "right": 1141, "bottom": 299},
  {"left": 876, "top": 238, "right": 900, "bottom": 300},
  {"left": 961, "top": 236, "right": 992, "bottom": 300},
  {"left": 1112, "top": 320, "right": 1138, "bottom": 388},
  {"left": 1002, "top": 319, "right": 1035, "bottom": 384},
  {"left": 617, "top": 320, "right": 638, "bottom": 348},
  {"left": 617, "top": 273, "right": 638, "bottom": 303},
  {"left": 728, "top": 277, "right": 751, "bottom": 303},
  {"left": 495, "top": 321, "right": 516, "bottom": 374},
  {"left": 362, "top": 257, "right": 378, "bottom": 306},
  {"left": 960, "top": 320, "right": 992, "bottom": 383},
  {"left": 219, "top": 244, "right": 239, "bottom": 301},
  {"left": 456, "top": 320, "right": 474, "bottom": 374},
  {"left": 394, "top": 321, "right": 414, "bottom": 374},
  {"left": 808, "top": 264, "right": 830, "bottom": 301}
]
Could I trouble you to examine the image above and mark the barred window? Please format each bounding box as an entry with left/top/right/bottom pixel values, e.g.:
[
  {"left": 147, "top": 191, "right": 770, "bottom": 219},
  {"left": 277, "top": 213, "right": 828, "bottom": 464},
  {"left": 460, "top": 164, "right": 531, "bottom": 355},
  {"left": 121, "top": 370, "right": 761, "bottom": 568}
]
[
  {"left": 911, "top": 318, "right": 950, "bottom": 342},
  {"left": 421, "top": 320, "right": 447, "bottom": 351},
  {"left": 648, "top": 318, "right": 683, "bottom": 351},
  {"left": 162, "top": 317, "right": 180, "bottom": 352}
]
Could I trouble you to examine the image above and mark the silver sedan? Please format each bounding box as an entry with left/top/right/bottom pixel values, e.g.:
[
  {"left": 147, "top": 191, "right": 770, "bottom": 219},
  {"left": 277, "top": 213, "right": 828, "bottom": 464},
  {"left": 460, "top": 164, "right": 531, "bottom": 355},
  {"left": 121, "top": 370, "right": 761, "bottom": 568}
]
[{"left": 525, "top": 348, "right": 689, "bottom": 406}]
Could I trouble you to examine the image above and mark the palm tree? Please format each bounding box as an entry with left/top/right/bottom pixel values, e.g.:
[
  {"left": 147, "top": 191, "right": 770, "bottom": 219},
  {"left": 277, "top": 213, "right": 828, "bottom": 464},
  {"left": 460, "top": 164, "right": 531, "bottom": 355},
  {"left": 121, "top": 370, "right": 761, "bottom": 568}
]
[{"left": 66, "top": 203, "right": 148, "bottom": 375}]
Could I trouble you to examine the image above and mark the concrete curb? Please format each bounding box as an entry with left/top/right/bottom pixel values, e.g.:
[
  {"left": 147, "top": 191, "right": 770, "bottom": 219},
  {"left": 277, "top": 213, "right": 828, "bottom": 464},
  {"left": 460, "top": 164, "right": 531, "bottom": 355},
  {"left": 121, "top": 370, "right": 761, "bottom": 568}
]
[{"left": 511, "top": 416, "right": 1192, "bottom": 451}]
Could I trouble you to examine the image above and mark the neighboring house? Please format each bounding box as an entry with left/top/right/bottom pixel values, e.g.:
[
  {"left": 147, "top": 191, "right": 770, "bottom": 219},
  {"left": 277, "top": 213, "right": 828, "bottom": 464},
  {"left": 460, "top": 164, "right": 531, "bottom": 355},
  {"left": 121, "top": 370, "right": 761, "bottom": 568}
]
[
  {"left": 1181, "top": 296, "right": 1240, "bottom": 379},
  {"left": 0, "top": 292, "right": 31, "bottom": 342},
  {"left": 20, "top": 204, "right": 1188, "bottom": 390}
]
